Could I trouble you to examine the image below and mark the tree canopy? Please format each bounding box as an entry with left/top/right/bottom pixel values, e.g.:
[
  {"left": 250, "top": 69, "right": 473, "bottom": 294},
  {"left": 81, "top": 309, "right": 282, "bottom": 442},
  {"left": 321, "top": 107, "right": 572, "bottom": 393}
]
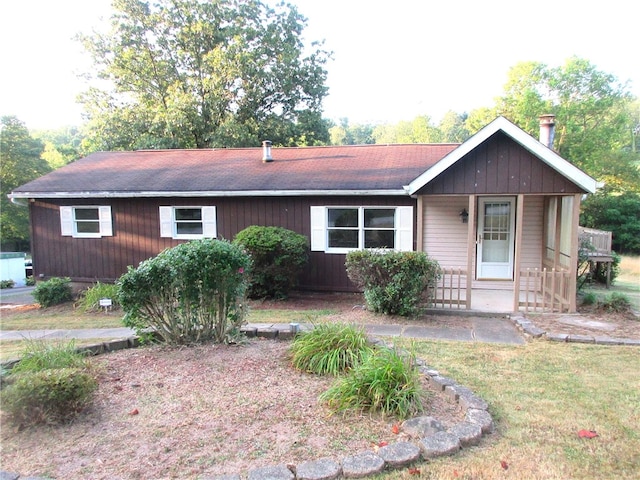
[
  {"left": 78, "top": 0, "right": 331, "bottom": 151},
  {"left": 0, "top": 116, "right": 50, "bottom": 250}
]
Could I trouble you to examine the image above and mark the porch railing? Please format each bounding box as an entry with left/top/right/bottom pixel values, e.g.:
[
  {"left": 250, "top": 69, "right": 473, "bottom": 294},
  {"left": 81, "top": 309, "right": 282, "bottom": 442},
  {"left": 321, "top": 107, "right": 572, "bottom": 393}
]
[
  {"left": 428, "top": 267, "right": 468, "bottom": 309},
  {"left": 520, "top": 267, "right": 572, "bottom": 313}
]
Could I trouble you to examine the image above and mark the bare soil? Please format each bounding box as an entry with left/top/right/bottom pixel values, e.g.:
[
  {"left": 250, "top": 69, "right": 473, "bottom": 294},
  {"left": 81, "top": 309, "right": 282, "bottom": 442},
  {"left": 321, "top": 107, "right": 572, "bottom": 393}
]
[{"left": 0, "top": 295, "right": 464, "bottom": 480}]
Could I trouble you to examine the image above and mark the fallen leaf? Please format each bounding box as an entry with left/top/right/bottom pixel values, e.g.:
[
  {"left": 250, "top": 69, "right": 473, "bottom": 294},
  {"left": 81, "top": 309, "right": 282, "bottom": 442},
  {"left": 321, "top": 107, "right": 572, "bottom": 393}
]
[
  {"left": 578, "top": 429, "right": 598, "bottom": 439},
  {"left": 129, "top": 408, "right": 139, "bottom": 416},
  {"left": 500, "top": 460, "right": 509, "bottom": 470},
  {"left": 408, "top": 467, "right": 420, "bottom": 474},
  {"left": 378, "top": 441, "right": 389, "bottom": 447},
  {"left": 391, "top": 423, "right": 400, "bottom": 434},
  {"left": 453, "top": 470, "right": 460, "bottom": 477}
]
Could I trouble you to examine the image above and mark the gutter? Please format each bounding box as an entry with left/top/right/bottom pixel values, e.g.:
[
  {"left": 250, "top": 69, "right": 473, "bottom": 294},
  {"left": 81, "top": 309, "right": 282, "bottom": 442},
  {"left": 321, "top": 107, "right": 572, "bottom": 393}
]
[{"left": 8, "top": 189, "right": 410, "bottom": 199}]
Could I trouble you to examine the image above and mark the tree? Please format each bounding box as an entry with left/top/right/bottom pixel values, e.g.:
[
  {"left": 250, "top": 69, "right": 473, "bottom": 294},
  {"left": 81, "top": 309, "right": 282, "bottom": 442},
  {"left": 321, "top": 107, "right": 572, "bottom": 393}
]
[
  {"left": 0, "top": 116, "right": 50, "bottom": 250},
  {"left": 34, "top": 126, "right": 84, "bottom": 169},
  {"left": 372, "top": 115, "right": 441, "bottom": 144},
  {"left": 580, "top": 192, "right": 640, "bottom": 254},
  {"left": 495, "top": 58, "right": 633, "bottom": 173},
  {"left": 329, "top": 118, "right": 374, "bottom": 145},
  {"left": 438, "top": 111, "right": 470, "bottom": 143},
  {"left": 78, "top": 0, "right": 331, "bottom": 151}
]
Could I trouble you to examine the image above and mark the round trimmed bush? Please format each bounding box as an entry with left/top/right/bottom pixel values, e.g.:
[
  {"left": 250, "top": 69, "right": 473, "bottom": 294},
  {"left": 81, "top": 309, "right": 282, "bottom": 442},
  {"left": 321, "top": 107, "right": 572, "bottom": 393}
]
[
  {"left": 33, "top": 277, "right": 73, "bottom": 308},
  {"left": 233, "top": 226, "right": 309, "bottom": 299}
]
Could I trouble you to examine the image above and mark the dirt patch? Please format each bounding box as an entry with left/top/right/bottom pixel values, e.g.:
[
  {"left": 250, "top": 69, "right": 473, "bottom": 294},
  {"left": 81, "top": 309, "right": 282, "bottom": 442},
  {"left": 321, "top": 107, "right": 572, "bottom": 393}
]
[
  {"left": 526, "top": 308, "right": 640, "bottom": 340},
  {"left": 0, "top": 339, "right": 463, "bottom": 479}
]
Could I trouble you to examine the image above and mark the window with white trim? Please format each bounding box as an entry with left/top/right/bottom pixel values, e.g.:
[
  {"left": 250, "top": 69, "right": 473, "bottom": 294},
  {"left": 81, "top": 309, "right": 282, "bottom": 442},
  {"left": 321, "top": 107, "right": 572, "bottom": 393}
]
[
  {"left": 310, "top": 206, "right": 413, "bottom": 253},
  {"left": 60, "top": 206, "right": 113, "bottom": 238},
  {"left": 159, "top": 206, "right": 217, "bottom": 239}
]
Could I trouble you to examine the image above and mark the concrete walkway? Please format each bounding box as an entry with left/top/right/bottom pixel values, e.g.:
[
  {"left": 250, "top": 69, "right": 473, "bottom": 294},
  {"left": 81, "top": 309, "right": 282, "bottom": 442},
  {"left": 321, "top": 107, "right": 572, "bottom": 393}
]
[{"left": 0, "top": 317, "right": 526, "bottom": 345}]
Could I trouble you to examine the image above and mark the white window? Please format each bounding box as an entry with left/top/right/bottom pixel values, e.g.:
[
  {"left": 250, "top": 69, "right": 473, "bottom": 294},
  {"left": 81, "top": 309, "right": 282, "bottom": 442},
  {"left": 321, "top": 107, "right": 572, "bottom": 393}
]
[
  {"left": 159, "top": 206, "right": 217, "bottom": 239},
  {"left": 60, "top": 206, "right": 113, "bottom": 238},
  {"left": 310, "top": 206, "right": 413, "bottom": 253}
]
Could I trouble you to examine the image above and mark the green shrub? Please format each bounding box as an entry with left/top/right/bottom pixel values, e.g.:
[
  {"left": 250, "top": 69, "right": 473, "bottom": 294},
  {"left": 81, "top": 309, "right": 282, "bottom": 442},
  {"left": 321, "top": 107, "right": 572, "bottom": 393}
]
[
  {"left": 117, "top": 238, "right": 251, "bottom": 345},
  {"left": 0, "top": 368, "right": 98, "bottom": 425},
  {"left": 76, "top": 281, "right": 120, "bottom": 312},
  {"left": 320, "top": 347, "right": 426, "bottom": 419},
  {"left": 25, "top": 276, "right": 35, "bottom": 286},
  {"left": 346, "top": 250, "right": 440, "bottom": 316},
  {"left": 33, "top": 277, "right": 73, "bottom": 307},
  {"left": 581, "top": 292, "right": 598, "bottom": 306},
  {"left": 598, "top": 292, "right": 631, "bottom": 313},
  {"left": 290, "top": 323, "right": 373, "bottom": 375},
  {"left": 0, "top": 279, "right": 15, "bottom": 289},
  {"left": 233, "top": 226, "right": 308, "bottom": 299}
]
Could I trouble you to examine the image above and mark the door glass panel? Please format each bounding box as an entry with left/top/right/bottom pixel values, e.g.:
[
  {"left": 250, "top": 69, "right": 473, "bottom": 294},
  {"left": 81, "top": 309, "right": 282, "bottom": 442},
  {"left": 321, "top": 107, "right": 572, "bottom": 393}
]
[{"left": 482, "top": 202, "right": 510, "bottom": 262}]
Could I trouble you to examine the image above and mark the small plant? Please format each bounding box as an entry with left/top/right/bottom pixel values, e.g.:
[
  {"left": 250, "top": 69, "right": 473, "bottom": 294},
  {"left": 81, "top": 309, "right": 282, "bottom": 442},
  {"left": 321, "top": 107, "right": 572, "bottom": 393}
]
[
  {"left": 10, "top": 339, "right": 89, "bottom": 374},
  {"left": 233, "top": 225, "right": 309, "bottom": 299},
  {"left": 0, "top": 340, "right": 97, "bottom": 426},
  {"left": 598, "top": 292, "right": 631, "bottom": 313},
  {"left": 290, "top": 323, "right": 373, "bottom": 376},
  {"left": 25, "top": 276, "right": 35, "bottom": 286},
  {"left": 0, "top": 368, "right": 98, "bottom": 425},
  {"left": 320, "top": 347, "right": 426, "bottom": 420},
  {"left": 0, "top": 279, "right": 15, "bottom": 289},
  {"left": 346, "top": 250, "right": 440, "bottom": 316},
  {"left": 33, "top": 277, "right": 73, "bottom": 308},
  {"left": 76, "top": 282, "right": 120, "bottom": 312},
  {"left": 581, "top": 292, "right": 598, "bottom": 306}
]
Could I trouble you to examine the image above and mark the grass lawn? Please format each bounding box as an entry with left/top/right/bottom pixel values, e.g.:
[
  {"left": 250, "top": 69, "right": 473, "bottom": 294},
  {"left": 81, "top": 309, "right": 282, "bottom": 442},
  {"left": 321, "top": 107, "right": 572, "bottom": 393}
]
[{"left": 382, "top": 339, "right": 640, "bottom": 480}]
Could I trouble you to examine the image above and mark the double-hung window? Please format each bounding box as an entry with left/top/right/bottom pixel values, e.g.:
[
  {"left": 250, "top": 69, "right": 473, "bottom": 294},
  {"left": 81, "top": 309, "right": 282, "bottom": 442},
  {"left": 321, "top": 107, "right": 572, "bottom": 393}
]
[
  {"left": 60, "top": 206, "right": 112, "bottom": 238},
  {"left": 159, "top": 206, "right": 217, "bottom": 239},
  {"left": 310, "top": 206, "right": 413, "bottom": 253}
]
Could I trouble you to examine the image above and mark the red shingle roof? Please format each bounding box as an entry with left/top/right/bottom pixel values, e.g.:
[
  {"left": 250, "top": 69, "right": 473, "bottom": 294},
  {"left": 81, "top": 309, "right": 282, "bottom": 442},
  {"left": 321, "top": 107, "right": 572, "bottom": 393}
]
[{"left": 12, "top": 144, "right": 459, "bottom": 197}]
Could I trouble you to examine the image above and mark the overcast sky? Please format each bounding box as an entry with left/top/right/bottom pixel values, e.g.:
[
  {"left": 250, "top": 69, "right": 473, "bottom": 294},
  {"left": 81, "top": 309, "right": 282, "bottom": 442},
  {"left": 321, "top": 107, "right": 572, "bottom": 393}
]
[{"left": 1, "top": 0, "right": 638, "bottom": 130}]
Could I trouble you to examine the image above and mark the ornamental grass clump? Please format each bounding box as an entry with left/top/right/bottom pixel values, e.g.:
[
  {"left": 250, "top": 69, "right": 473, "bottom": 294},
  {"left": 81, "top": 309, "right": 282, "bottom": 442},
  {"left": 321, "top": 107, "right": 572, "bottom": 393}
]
[
  {"left": 75, "top": 281, "right": 120, "bottom": 312},
  {"left": 117, "top": 239, "right": 251, "bottom": 345},
  {"left": 289, "top": 323, "right": 373, "bottom": 376},
  {"left": 320, "top": 347, "right": 426, "bottom": 420},
  {"left": 0, "top": 340, "right": 97, "bottom": 426}
]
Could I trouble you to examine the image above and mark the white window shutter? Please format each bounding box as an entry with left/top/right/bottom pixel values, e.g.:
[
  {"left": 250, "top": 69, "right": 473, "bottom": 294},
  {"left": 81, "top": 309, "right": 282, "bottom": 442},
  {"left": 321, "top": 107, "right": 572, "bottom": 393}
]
[
  {"left": 159, "top": 206, "right": 173, "bottom": 238},
  {"left": 60, "top": 206, "right": 73, "bottom": 236},
  {"left": 396, "top": 206, "right": 414, "bottom": 251},
  {"left": 202, "top": 206, "right": 217, "bottom": 238},
  {"left": 310, "top": 206, "right": 326, "bottom": 251},
  {"left": 99, "top": 206, "right": 113, "bottom": 237}
]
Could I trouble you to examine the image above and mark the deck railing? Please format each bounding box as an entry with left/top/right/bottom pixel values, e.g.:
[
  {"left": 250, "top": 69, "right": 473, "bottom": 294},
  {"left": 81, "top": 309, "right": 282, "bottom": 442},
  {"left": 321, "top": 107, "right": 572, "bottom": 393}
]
[
  {"left": 579, "top": 227, "right": 612, "bottom": 257},
  {"left": 428, "top": 267, "right": 468, "bottom": 309},
  {"left": 520, "top": 267, "right": 572, "bottom": 313}
]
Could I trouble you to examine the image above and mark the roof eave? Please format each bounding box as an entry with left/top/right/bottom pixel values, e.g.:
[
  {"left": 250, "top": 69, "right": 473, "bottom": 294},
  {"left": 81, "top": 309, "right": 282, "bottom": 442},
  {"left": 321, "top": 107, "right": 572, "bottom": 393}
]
[{"left": 9, "top": 189, "right": 410, "bottom": 200}]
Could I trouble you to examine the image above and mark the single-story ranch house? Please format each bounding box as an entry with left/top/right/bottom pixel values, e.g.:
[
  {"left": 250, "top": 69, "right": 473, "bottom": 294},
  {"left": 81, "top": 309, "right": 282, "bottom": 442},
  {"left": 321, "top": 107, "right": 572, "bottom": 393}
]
[{"left": 10, "top": 116, "right": 598, "bottom": 313}]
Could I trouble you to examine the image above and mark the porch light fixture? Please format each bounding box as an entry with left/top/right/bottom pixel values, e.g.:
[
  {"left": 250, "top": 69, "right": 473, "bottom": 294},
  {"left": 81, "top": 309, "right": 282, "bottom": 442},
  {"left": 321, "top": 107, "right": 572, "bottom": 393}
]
[{"left": 459, "top": 208, "right": 469, "bottom": 223}]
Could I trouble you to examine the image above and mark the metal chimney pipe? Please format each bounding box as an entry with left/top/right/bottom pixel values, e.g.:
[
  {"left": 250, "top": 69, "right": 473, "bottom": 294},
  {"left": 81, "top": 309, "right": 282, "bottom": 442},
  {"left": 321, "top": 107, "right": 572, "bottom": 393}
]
[
  {"left": 262, "top": 140, "right": 273, "bottom": 162},
  {"left": 539, "top": 114, "right": 556, "bottom": 149}
]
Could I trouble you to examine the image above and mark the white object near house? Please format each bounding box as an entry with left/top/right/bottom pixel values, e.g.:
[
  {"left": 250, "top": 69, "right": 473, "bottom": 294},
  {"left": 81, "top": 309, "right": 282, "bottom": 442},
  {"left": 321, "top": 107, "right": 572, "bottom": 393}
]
[
  {"left": 0, "top": 252, "right": 27, "bottom": 287},
  {"left": 99, "top": 297, "right": 113, "bottom": 312}
]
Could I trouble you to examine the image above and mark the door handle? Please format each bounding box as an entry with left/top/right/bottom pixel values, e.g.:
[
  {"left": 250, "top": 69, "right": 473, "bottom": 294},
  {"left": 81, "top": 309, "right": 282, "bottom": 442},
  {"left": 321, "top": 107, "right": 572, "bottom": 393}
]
[{"left": 477, "top": 234, "right": 482, "bottom": 245}]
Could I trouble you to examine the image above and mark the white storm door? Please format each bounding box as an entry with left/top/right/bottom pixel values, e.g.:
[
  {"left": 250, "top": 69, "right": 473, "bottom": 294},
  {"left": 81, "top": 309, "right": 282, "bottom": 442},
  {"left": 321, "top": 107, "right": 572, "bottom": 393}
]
[{"left": 476, "top": 197, "right": 516, "bottom": 279}]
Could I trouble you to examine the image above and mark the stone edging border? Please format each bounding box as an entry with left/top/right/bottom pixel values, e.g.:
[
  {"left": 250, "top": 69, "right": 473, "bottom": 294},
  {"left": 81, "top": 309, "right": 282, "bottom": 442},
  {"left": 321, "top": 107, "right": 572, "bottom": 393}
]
[
  {"left": 511, "top": 314, "right": 640, "bottom": 346},
  {"left": 1, "top": 329, "right": 495, "bottom": 480}
]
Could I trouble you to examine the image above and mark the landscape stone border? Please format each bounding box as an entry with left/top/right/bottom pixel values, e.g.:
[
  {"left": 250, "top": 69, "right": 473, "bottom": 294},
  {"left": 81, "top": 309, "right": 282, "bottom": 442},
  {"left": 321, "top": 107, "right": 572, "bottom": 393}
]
[
  {"left": 0, "top": 331, "right": 495, "bottom": 480},
  {"left": 511, "top": 314, "right": 640, "bottom": 346}
]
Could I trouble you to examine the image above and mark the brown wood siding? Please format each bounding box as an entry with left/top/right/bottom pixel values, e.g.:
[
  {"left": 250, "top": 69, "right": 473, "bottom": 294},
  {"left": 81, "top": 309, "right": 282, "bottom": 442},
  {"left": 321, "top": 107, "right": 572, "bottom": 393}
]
[
  {"left": 30, "top": 196, "right": 415, "bottom": 291},
  {"left": 419, "top": 132, "right": 585, "bottom": 195}
]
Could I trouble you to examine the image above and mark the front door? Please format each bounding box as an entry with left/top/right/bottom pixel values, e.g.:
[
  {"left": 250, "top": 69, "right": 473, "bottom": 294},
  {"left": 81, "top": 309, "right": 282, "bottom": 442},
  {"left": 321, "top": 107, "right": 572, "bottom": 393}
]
[{"left": 476, "top": 197, "right": 516, "bottom": 279}]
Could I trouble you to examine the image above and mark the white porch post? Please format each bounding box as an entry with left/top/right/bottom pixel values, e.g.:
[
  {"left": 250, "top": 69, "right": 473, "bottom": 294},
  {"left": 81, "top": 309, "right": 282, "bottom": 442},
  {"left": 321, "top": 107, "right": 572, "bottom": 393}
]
[
  {"left": 513, "top": 194, "right": 525, "bottom": 312},
  {"left": 568, "top": 193, "right": 582, "bottom": 312},
  {"left": 416, "top": 196, "right": 424, "bottom": 252},
  {"left": 465, "top": 195, "right": 476, "bottom": 309}
]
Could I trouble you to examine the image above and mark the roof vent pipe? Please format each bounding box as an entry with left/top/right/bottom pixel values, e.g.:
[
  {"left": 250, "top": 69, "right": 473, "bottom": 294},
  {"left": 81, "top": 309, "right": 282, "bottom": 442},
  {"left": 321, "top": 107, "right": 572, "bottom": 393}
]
[
  {"left": 262, "top": 140, "right": 273, "bottom": 162},
  {"left": 539, "top": 114, "right": 556, "bottom": 149}
]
